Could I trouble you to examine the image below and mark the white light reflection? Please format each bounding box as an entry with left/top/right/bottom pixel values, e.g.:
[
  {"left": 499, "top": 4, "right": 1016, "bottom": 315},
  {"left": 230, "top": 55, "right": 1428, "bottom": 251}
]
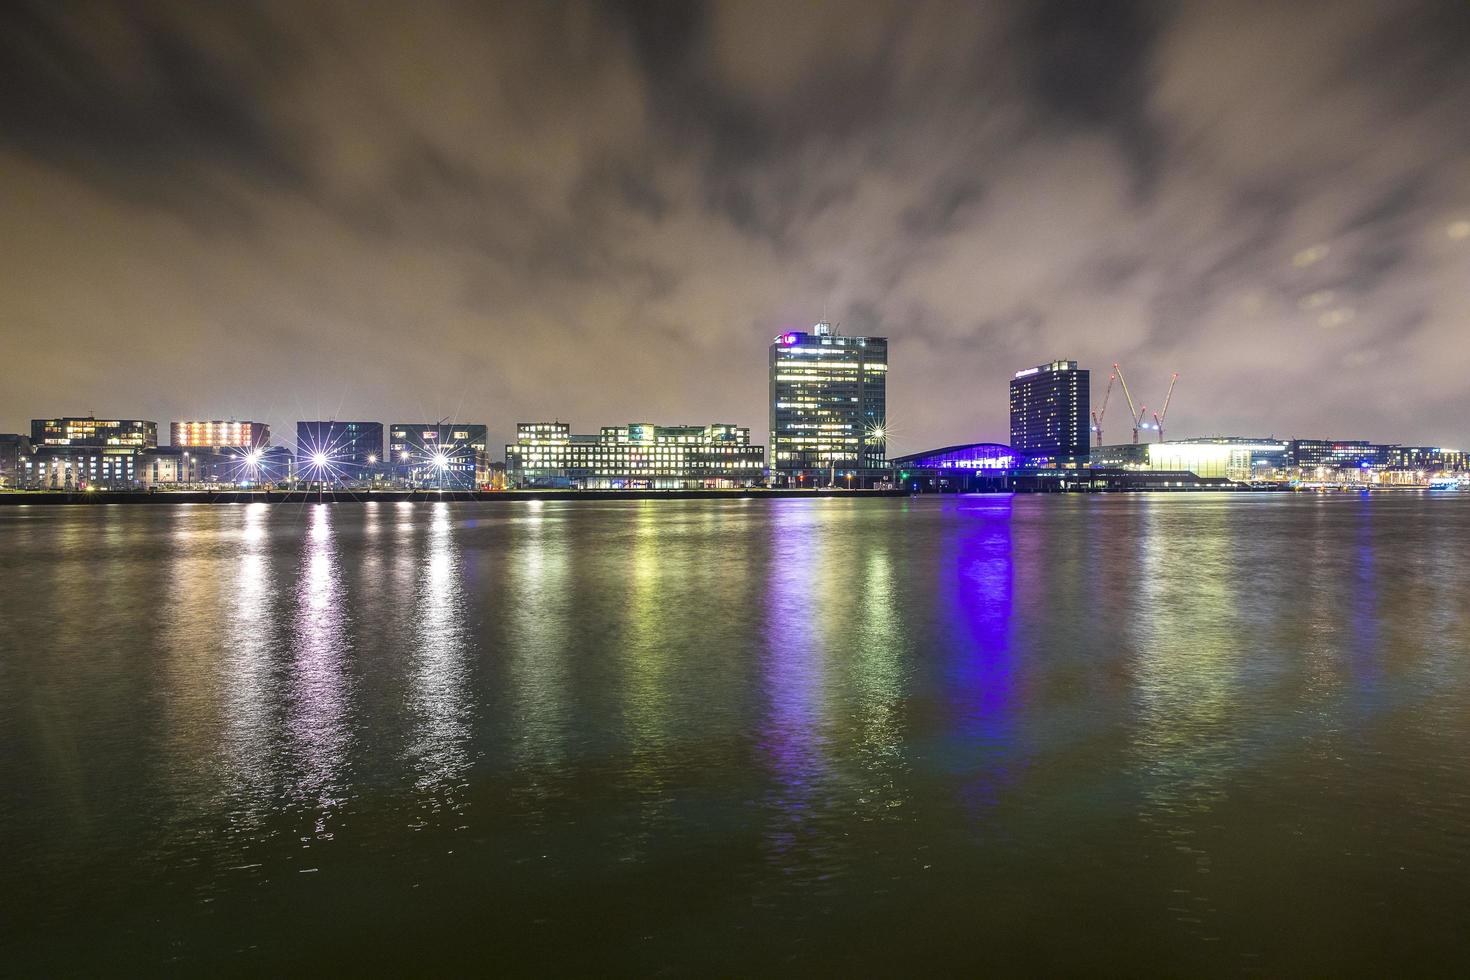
[
  {"left": 505, "top": 502, "right": 573, "bottom": 786},
  {"left": 407, "top": 503, "right": 473, "bottom": 800},
  {"left": 288, "top": 504, "right": 354, "bottom": 840}
]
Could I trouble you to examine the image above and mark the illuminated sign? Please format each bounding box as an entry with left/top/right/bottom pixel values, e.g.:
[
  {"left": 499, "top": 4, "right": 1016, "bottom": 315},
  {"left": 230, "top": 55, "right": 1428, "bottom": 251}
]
[{"left": 1013, "top": 367, "right": 1041, "bottom": 378}]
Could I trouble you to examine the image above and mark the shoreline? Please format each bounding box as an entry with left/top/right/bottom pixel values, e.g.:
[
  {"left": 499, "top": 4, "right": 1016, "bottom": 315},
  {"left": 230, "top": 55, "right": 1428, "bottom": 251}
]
[{"left": 0, "top": 488, "right": 912, "bottom": 505}]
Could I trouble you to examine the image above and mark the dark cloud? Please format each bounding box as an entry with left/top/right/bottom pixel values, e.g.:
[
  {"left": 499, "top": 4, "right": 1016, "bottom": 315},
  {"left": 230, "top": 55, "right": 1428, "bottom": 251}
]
[{"left": 1, "top": 0, "right": 1468, "bottom": 452}]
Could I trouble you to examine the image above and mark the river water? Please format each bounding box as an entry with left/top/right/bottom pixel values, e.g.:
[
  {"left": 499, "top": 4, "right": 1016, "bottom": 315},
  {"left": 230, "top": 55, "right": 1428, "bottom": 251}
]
[{"left": 3, "top": 495, "right": 1469, "bottom": 974}]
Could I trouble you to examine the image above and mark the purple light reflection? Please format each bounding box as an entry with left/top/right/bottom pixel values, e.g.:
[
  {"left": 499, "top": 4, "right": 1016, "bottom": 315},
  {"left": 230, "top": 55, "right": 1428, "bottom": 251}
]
[{"left": 935, "top": 496, "right": 1018, "bottom": 814}]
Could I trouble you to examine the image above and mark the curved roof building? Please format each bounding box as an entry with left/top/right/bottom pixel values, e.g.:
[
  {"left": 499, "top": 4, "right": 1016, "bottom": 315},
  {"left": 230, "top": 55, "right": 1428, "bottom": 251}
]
[{"left": 890, "top": 442, "right": 1017, "bottom": 470}]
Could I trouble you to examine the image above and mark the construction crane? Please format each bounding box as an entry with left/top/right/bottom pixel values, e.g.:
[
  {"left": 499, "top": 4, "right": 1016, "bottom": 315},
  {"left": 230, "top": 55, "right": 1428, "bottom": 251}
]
[
  {"left": 1151, "top": 373, "right": 1179, "bottom": 442},
  {"left": 1114, "top": 362, "right": 1147, "bottom": 444},
  {"left": 1091, "top": 371, "right": 1116, "bottom": 446}
]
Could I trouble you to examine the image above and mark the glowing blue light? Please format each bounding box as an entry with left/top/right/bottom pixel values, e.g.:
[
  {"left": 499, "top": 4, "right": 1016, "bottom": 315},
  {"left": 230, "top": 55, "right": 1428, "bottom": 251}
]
[{"left": 783, "top": 333, "right": 798, "bottom": 344}]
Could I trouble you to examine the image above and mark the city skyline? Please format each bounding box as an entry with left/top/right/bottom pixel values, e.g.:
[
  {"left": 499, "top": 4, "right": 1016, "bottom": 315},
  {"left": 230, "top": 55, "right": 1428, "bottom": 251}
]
[{"left": 2, "top": 1, "right": 1468, "bottom": 453}]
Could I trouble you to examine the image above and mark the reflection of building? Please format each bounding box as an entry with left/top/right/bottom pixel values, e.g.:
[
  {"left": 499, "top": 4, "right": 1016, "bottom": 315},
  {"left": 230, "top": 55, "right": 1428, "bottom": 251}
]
[
  {"left": 769, "top": 320, "right": 888, "bottom": 486},
  {"left": 1009, "top": 360, "right": 1089, "bottom": 466},
  {"left": 170, "top": 420, "right": 270, "bottom": 448},
  {"left": 388, "top": 423, "right": 490, "bottom": 488},
  {"left": 0, "top": 434, "right": 31, "bottom": 487},
  {"left": 506, "top": 421, "right": 765, "bottom": 488},
  {"left": 296, "top": 421, "right": 383, "bottom": 482},
  {"left": 31, "top": 417, "right": 156, "bottom": 448}
]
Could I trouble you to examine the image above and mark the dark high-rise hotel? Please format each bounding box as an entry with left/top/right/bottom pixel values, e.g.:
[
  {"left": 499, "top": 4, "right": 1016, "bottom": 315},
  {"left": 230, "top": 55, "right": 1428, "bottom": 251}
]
[
  {"left": 769, "top": 320, "right": 888, "bottom": 486},
  {"left": 1009, "top": 360, "right": 1090, "bottom": 465}
]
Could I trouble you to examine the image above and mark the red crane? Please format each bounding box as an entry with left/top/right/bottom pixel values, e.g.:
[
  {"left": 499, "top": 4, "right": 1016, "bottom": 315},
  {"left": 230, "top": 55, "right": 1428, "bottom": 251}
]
[
  {"left": 1151, "top": 373, "right": 1179, "bottom": 442},
  {"left": 1091, "top": 371, "right": 1116, "bottom": 446}
]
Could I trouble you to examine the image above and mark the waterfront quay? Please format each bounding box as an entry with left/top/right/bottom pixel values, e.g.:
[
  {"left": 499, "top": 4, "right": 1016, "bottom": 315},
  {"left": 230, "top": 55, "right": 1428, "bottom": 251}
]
[{"left": 0, "top": 487, "right": 909, "bottom": 506}]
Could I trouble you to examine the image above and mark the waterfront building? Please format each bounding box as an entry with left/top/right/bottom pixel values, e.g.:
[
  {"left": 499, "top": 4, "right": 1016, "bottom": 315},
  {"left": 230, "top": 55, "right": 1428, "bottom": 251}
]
[
  {"left": 506, "top": 421, "right": 765, "bottom": 488},
  {"left": 0, "top": 434, "right": 31, "bottom": 487},
  {"left": 296, "top": 421, "right": 383, "bottom": 483},
  {"left": 1288, "top": 439, "right": 1386, "bottom": 469},
  {"left": 1089, "top": 443, "right": 1149, "bottom": 468},
  {"left": 21, "top": 445, "right": 138, "bottom": 489},
  {"left": 136, "top": 447, "right": 234, "bottom": 487},
  {"left": 1009, "top": 360, "right": 1089, "bottom": 466},
  {"left": 388, "top": 423, "right": 490, "bottom": 489},
  {"left": 1147, "top": 439, "right": 1290, "bottom": 481},
  {"left": 1383, "top": 446, "right": 1468, "bottom": 473},
  {"left": 31, "top": 417, "right": 156, "bottom": 449},
  {"left": 170, "top": 420, "right": 270, "bottom": 449},
  {"left": 768, "top": 320, "right": 888, "bottom": 487},
  {"left": 891, "top": 443, "right": 1017, "bottom": 492}
]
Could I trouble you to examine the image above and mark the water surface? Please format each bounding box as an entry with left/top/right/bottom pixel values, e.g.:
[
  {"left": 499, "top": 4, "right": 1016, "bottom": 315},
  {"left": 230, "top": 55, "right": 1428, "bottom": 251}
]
[{"left": 3, "top": 495, "right": 1469, "bottom": 974}]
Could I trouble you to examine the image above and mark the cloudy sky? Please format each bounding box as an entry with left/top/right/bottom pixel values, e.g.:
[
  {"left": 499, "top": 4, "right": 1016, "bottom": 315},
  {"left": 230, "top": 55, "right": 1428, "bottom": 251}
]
[{"left": 3, "top": 0, "right": 1468, "bottom": 453}]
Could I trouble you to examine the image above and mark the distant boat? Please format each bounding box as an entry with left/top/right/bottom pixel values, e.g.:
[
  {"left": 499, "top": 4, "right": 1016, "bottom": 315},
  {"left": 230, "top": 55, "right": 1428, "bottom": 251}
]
[{"left": 1428, "top": 477, "right": 1461, "bottom": 491}]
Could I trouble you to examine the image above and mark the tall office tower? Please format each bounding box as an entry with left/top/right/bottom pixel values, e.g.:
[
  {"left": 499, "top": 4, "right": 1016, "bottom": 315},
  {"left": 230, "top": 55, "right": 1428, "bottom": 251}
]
[
  {"left": 388, "top": 422, "right": 490, "bottom": 489},
  {"left": 296, "top": 421, "right": 384, "bottom": 482},
  {"left": 768, "top": 320, "right": 888, "bottom": 486},
  {"left": 171, "top": 420, "right": 270, "bottom": 449},
  {"left": 1009, "top": 360, "right": 1090, "bottom": 466}
]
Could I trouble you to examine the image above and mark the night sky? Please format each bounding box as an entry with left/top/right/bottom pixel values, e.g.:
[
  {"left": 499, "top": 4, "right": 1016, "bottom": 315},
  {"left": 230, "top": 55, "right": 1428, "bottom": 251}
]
[{"left": 3, "top": 0, "right": 1468, "bottom": 454}]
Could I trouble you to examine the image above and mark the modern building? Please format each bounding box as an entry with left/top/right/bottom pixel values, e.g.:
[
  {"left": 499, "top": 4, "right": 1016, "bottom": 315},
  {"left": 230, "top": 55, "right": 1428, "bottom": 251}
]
[
  {"left": 506, "top": 421, "right": 765, "bottom": 488},
  {"left": 136, "top": 447, "right": 235, "bottom": 487},
  {"left": 387, "top": 423, "right": 490, "bottom": 489},
  {"left": 1147, "top": 439, "right": 1290, "bottom": 481},
  {"left": 1288, "top": 439, "right": 1386, "bottom": 469},
  {"left": 295, "top": 421, "right": 383, "bottom": 483},
  {"left": 170, "top": 420, "right": 270, "bottom": 449},
  {"left": 20, "top": 446, "right": 138, "bottom": 489},
  {"left": 1384, "top": 446, "right": 1468, "bottom": 473},
  {"left": 1089, "top": 443, "right": 1149, "bottom": 468},
  {"left": 891, "top": 443, "right": 1017, "bottom": 492},
  {"left": 31, "top": 417, "right": 157, "bottom": 449},
  {"left": 769, "top": 320, "right": 888, "bottom": 487},
  {"left": 0, "top": 434, "right": 31, "bottom": 487},
  {"left": 1009, "top": 360, "right": 1089, "bottom": 466}
]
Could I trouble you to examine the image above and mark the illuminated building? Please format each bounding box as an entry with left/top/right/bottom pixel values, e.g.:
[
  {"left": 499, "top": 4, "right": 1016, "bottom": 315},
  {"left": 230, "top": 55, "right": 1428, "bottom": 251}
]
[
  {"left": 1147, "top": 439, "right": 1290, "bottom": 481},
  {"left": 170, "top": 420, "right": 270, "bottom": 449},
  {"left": 1009, "top": 360, "right": 1089, "bottom": 466},
  {"left": 21, "top": 446, "right": 137, "bottom": 488},
  {"left": 388, "top": 423, "right": 490, "bottom": 489},
  {"left": 0, "top": 434, "right": 31, "bottom": 487},
  {"left": 768, "top": 320, "right": 888, "bottom": 486},
  {"left": 1288, "top": 439, "right": 1387, "bottom": 469},
  {"left": 295, "top": 421, "right": 383, "bottom": 482},
  {"left": 1385, "top": 446, "right": 1468, "bottom": 473},
  {"left": 891, "top": 443, "right": 1017, "bottom": 492},
  {"left": 31, "top": 417, "right": 156, "bottom": 448},
  {"left": 136, "top": 447, "right": 233, "bottom": 486},
  {"left": 506, "top": 421, "right": 765, "bottom": 488},
  {"left": 1089, "top": 443, "right": 1149, "bottom": 468}
]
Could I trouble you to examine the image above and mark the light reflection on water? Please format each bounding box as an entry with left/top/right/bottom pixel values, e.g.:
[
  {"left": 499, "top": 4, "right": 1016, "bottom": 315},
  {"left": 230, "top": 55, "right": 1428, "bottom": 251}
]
[
  {"left": 287, "top": 505, "right": 353, "bottom": 838},
  {"left": 5, "top": 495, "right": 1470, "bottom": 975}
]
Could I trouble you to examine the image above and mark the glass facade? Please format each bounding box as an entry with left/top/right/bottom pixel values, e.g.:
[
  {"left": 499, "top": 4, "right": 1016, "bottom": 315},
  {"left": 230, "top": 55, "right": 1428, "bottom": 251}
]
[
  {"left": 1009, "top": 361, "right": 1089, "bottom": 465},
  {"left": 768, "top": 321, "right": 887, "bottom": 485},
  {"left": 506, "top": 421, "right": 765, "bottom": 488},
  {"left": 388, "top": 423, "right": 490, "bottom": 489},
  {"left": 295, "top": 421, "right": 384, "bottom": 483}
]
